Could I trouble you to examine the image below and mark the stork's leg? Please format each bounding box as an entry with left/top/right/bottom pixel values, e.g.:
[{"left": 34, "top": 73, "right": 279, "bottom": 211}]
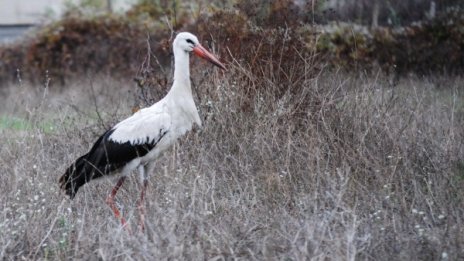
[
  {"left": 137, "top": 179, "right": 149, "bottom": 232},
  {"left": 137, "top": 166, "right": 149, "bottom": 232},
  {"left": 105, "top": 176, "right": 129, "bottom": 229}
]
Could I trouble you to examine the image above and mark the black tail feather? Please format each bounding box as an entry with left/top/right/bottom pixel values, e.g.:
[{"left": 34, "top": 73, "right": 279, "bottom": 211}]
[
  {"left": 59, "top": 128, "right": 164, "bottom": 199},
  {"left": 59, "top": 153, "right": 105, "bottom": 199},
  {"left": 59, "top": 154, "right": 87, "bottom": 199},
  {"left": 59, "top": 130, "right": 112, "bottom": 199}
]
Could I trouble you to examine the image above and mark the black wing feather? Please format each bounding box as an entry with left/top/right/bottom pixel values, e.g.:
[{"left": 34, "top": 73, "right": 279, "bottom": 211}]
[{"left": 59, "top": 128, "right": 168, "bottom": 199}]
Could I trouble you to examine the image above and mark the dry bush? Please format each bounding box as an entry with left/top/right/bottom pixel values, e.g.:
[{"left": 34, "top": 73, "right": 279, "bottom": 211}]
[
  {"left": 1, "top": 3, "right": 464, "bottom": 89},
  {"left": 1, "top": 2, "right": 464, "bottom": 260},
  {"left": 235, "top": 0, "right": 307, "bottom": 28},
  {"left": 314, "top": 7, "right": 464, "bottom": 76},
  {"left": 0, "top": 15, "right": 172, "bottom": 86},
  {"left": 1, "top": 60, "right": 463, "bottom": 259}
]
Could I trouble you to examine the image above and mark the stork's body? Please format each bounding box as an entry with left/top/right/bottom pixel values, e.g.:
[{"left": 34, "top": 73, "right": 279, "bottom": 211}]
[{"left": 59, "top": 32, "right": 225, "bottom": 230}]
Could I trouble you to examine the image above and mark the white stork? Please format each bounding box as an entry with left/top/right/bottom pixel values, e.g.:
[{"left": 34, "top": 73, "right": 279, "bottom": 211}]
[{"left": 59, "top": 32, "right": 225, "bottom": 229}]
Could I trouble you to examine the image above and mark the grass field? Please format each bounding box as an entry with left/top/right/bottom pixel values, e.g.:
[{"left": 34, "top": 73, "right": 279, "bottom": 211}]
[{"left": 0, "top": 66, "right": 463, "bottom": 260}]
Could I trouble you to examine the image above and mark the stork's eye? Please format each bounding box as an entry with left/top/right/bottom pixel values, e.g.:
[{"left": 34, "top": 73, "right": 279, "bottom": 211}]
[{"left": 186, "top": 39, "right": 194, "bottom": 45}]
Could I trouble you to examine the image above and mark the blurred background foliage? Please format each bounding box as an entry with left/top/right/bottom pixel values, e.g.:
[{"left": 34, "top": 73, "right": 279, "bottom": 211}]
[{"left": 0, "top": 0, "right": 463, "bottom": 85}]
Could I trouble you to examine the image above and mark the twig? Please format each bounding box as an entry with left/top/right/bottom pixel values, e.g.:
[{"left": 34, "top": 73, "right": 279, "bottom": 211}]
[
  {"left": 89, "top": 79, "right": 107, "bottom": 130},
  {"left": 33, "top": 199, "right": 66, "bottom": 259},
  {"left": 163, "top": 15, "right": 175, "bottom": 41}
]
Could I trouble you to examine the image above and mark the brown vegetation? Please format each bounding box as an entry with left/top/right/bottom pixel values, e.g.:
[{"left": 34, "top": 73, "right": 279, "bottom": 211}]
[
  {"left": 1, "top": 66, "right": 463, "bottom": 260},
  {"left": 1, "top": 1, "right": 464, "bottom": 260},
  {"left": 0, "top": 2, "right": 463, "bottom": 86}
]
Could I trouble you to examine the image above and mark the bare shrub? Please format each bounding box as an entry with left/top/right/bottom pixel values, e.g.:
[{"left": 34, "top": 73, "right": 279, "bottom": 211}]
[{"left": 1, "top": 58, "right": 463, "bottom": 260}]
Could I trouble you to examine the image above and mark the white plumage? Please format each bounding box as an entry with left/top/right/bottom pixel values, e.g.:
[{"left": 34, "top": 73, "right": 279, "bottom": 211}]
[{"left": 110, "top": 106, "right": 171, "bottom": 146}]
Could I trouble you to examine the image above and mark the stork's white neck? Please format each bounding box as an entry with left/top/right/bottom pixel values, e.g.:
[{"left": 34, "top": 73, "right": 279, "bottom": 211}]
[
  {"left": 169, "top": 48, "right": 192, "bottom": 97},
  {"left": 164, "top": 46, "right": 202, "bottom": 126}
]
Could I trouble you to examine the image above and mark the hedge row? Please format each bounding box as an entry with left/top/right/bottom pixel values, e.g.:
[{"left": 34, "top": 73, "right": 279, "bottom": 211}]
[{"left": 0, "top": 6, "right": 462, "bottom": 85}]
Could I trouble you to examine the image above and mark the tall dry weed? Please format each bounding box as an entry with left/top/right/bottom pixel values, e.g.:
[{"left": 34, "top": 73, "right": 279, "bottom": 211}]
[{"left": 1, "top": 60, "right": 463, "bottom": 259}]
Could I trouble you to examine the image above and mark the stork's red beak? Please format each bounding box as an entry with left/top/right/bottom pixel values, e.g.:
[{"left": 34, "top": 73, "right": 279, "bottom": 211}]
[{"left": 193, "top": 44, "right": 226, "bottom": 70}]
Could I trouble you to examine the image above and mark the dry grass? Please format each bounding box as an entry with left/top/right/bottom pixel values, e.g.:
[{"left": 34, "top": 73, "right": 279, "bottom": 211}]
[{"left": 0, "top": 65, "right": 463, "bottom": 260}]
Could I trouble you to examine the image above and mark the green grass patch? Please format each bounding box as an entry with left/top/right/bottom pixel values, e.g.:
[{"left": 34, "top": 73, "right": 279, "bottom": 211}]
[
  {"left": 0, "top": 115, "right": 56, "bottom": 133},
  {"left": 0, "top": 116, "right": 31, "bottom": 131}
]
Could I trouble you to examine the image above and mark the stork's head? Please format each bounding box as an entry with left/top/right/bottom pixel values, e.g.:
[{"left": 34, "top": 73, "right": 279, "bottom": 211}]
[{"left": 174, "top": 32, "right": 226, "bottom": 70}]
